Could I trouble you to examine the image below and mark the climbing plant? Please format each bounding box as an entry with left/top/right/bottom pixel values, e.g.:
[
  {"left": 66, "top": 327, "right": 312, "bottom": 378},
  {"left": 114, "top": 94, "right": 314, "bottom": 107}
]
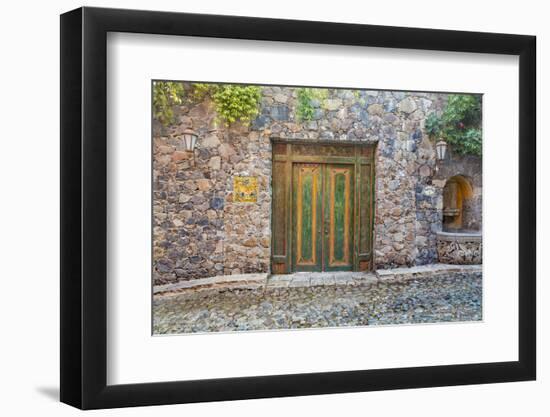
[
  {"left": 295, "top": 88, "right": 329, "bottom": 121},
  {"left": 153, "top": 82, "right": 262, "bottom": 127},
  {"left": 211, "top": 85, "right": 262, "bottom": 126},
  {"left": 425, "top": 112, "right": 444, "bottom": 138},
  {"left": 191, "top": 83, "right": 262, "bottom": 126},
  {"left": 425, "top": 94, "right": 482, "bottom": 156},
  {"left": 152, "top": 81, "right": 185, "bottom": 125}
]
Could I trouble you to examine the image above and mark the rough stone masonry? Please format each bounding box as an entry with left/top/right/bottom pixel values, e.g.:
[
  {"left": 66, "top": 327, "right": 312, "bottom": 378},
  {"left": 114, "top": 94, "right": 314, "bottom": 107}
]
[{"left": 152, "top": 86, "right": 482, "bottom": 285}]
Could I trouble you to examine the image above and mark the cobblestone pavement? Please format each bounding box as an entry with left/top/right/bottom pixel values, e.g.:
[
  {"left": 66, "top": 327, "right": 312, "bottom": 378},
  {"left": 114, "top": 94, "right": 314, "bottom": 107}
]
[{"left": 153, "top": 272, "right": 482, "bottom": 334}]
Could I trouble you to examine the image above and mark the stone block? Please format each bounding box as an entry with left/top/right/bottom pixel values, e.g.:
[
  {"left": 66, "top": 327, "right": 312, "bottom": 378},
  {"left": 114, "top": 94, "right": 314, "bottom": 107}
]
[
  {"left": 367, "top": 103, "right": 384, "bottom": 116},
  {"left": 200, "top": 134, "right": 221, "bottom": 148},
  {"left": 208, "top": 156, "right": 221, "bottom": 170},
  {"left": 172, "top": 151, "right": 192, "bottom": 162},
  {"left": 397, "top": 97, "right": 417, "bottom": 114},
  {"left": 324, "top": 99, "right": 343, "bottom": 111}
]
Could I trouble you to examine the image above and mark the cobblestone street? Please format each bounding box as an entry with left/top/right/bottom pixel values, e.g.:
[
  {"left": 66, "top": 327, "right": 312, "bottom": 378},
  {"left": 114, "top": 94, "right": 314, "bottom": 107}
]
[{"left": 153, "top": 271, "right": 482, "bottom": 334}]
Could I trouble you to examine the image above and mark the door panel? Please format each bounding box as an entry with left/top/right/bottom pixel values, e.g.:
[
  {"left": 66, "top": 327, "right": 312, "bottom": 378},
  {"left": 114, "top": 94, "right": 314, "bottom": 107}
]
[
  {"left": 292, "top": 164, "right": 323, "bottom": 271},
  {"left": 357, "top": 163, "right": 372, "bottom": 270},
  {"left": 324, "top": 165, "right": 354, "bottom": 271}
]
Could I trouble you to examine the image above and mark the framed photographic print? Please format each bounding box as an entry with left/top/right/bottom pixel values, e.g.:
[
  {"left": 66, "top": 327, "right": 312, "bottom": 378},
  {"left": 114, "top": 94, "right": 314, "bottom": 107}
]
[{"left": 60, "top": 6, "right": 536, "bottom": 409}]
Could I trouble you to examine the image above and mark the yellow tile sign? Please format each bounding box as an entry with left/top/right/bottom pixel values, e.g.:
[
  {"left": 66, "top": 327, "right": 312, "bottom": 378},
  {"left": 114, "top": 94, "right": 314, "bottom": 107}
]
[{"left": 233, "top": 176, "right": 258, "bottom": 203}]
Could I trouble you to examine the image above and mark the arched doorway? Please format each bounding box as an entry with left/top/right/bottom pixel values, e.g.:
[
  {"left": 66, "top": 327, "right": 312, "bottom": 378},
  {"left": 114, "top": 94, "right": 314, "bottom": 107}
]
[{"left": 442, "top": 175, "right": 474, "bottom": 231}]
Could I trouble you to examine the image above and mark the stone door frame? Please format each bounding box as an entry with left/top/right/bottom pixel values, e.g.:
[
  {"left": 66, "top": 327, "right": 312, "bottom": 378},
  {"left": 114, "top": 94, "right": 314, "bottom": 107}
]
[{"left": 270, "top": 138, "right": 375, "bottom": 274}]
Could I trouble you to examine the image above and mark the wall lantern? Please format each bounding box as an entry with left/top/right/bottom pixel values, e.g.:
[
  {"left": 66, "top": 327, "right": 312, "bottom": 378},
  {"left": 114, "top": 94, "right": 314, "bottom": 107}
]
[
  {"left": 435, "top": 140, "right": 448, "bottom": 162},
  {"left": 182, "top": 128, "right": 198, "bottom": 152}
]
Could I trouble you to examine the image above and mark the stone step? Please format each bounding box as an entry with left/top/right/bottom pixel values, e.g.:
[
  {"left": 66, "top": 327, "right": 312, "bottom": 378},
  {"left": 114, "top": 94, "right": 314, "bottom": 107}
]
[
  {"left": 376, "top": 263, "right": 482, "bottom": 281},
  {"left": 154, "top": 273, "right": 268, "bottom": 295},
  {"left": 154, "top": 264, "right": 482, "bottom": 298}
]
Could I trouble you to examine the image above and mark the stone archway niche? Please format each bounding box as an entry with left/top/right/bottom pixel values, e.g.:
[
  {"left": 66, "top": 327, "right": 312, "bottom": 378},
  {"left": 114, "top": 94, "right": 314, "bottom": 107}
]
[
  {"left": 437, "top": 174, "right": 482, "bottom": 265},
  {"left": 442, "top": 175, "right": 474, "bottom": 232}
]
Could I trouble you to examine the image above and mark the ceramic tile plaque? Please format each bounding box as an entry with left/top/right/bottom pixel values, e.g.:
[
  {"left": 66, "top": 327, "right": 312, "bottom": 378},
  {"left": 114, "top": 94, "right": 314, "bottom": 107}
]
[{"left": 233, "top": 176, "right": 258, "bottom": 202}]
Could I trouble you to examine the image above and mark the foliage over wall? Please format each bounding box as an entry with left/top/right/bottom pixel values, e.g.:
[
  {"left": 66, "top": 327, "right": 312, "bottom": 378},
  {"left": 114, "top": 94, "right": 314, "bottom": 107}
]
[
  {"left": 295, "top": 88, "right": 329, "bottom": 121},
  {"left": 153, "top": 83, "right": 482, "bottom": 157},
  {"left": 197, "top": 84, "right": 262, "bottom": 126},
  {"left": 153, "top": 81, "right": 261, "bottom": 126},
  {"left": 425, "top": 94, "right": 482, "bottom": 156},
  {"left": 152, "top": 81, "right": 185, "bottom": 125}
]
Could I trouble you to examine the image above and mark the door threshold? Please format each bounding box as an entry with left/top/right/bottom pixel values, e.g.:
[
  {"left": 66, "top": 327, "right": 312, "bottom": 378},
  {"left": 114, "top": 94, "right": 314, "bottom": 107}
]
[{"left": 268, "top": 271, "right": 377, "bottom": 289}]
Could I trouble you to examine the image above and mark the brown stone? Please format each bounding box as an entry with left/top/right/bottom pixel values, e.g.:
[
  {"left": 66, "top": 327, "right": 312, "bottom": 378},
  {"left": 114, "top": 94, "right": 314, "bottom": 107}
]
[
  {"left": 157, "top": 145, "right": 173, "bottom": 154},
  {"left": 337, "top": 108, "right": 347, "bottom": 120},
  {"left": 180, "top": 210, "right": 193, "bottom": 220},
  {"left": 208, "top": 156, "right": 221, "bottom": 170},
  {"left": 183, "top": 180, "right": 198, "bottom": 191},
  {"left": 157, "top": 155, "right": 171, "bottom": 166},
  {"left": 179, "top": 194, "right": 191, "bottom": 203},
  {"left": 172, "top": 151, "right": 192, "bottom": 162},
  {"left": 177, "top": 115, "right": 193, "bottom": 126},
  {"left": 153, "top": 137, "right": 166, "bottom": 147},
  {"left": 196, "top": 179, "right": 211, "bottom": 191},
  {"left": 188, "top": 102, "right": 209, "bottom": 118},
  {"left": 324, "top": 99, "right": 342, "bottom": 111},
  {"left": 200, "top": 134, "right": 220, "bottom": 148},
  {"left": 419, "top": 165, "right": 432, "bottom": 177},
  {"left": 367, "top": 104, "right": 384, "bottom": 116},
  {"left": 391, "top": 207, "right": 402, "bottom": 217},
  {"left": 218, "top": 143, "right": 236, "bottom": 160},
  {"left": 243, "top": 238, "right": 257, "bottom": 247},
  {"left": 432, "top": 179, "right": 446, "bottom": 188},
  {"left": 274, "top": 93, "right": 288, "bottom": 103}
]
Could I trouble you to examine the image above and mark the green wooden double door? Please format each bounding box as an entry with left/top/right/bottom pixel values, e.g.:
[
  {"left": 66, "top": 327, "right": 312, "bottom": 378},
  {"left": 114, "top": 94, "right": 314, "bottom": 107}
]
[
  {"left": 271, "top": 141, "right": 374, "bottom": 274},
  {"left": 293, "top": 163, "right": 354, "bottom": 271}
]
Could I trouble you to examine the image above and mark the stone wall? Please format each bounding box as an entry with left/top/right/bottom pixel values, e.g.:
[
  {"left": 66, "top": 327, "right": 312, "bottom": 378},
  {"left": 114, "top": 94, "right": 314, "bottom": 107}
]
[
  {"left": 152, "top": 85, "right": 481, "bottom": 284},
  {"left": 153, "top": 100, "right": 272, "bottom": 285}
]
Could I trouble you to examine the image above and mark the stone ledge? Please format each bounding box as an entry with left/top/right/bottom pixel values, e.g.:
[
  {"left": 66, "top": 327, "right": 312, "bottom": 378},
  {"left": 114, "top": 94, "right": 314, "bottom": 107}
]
[
  {"left": 154, "top": 264, "right": 482, "bottom": 299},
  {"left": 154, "top": 273, "right": 268, "bottom": 295},
  {"left": 268, "top": 271, "right": 377, "bottom": 289},
  {"left": 376, "top": 263, "right": 482, "bottom": 281},
  {"left": 437, "top": 230, "right": 482, "bottom": 243}
]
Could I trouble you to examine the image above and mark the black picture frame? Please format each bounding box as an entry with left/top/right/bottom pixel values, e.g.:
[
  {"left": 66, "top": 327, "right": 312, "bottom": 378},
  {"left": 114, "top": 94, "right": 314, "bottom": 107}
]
[{"left": 60, "top": 6, "right": 536, "bottom": 410}]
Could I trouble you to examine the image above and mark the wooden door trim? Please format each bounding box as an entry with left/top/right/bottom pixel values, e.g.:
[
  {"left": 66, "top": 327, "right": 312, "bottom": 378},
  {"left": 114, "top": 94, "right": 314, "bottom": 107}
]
[
  {"left": 324, "top": 164, "right": 354, "bottom": 270},
  {"left": 293, "top": 164, "right": 322, "bottom": 270}
]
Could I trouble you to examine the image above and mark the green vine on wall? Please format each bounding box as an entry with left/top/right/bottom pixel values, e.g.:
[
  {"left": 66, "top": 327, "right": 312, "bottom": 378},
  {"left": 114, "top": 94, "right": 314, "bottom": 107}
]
[
  {"left": 295, "top": 88, "right": 329, "bottom": 121},
  {"left": 207, "top": 84, "right": 262, "bottom": 126},
  {"left": 152, "top": 81, "right": 185, "bottom": 125},
  {"left": 153, "top": 81, "right": 262, "bottom": 127},
  {"left": 425, "top": 94, "right": 482, "bottom": 156}
]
